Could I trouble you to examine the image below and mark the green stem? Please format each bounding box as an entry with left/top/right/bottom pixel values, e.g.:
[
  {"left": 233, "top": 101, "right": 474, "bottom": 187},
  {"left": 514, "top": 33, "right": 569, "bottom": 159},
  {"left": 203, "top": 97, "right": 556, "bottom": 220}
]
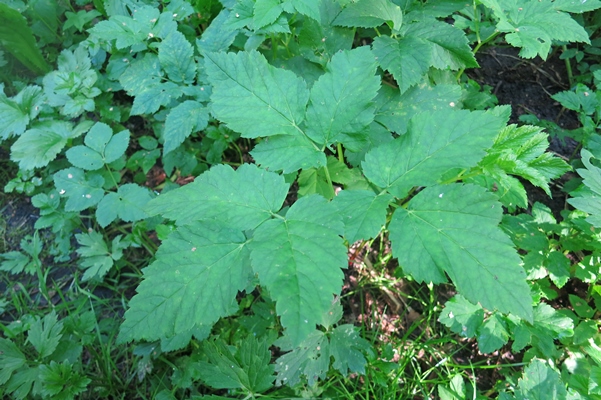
[
  {"left": 562, "top": 45, "right": 574, "bottom": 88},
  {"left": 337, "top": 143, "right": 344, "bottom": 163}
]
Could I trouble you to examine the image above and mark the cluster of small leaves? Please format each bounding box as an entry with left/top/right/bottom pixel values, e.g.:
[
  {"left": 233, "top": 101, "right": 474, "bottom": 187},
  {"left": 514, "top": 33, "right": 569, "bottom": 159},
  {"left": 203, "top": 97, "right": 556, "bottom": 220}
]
[{"left": 0, "top": 311, "right": 94, "bottom": 400}]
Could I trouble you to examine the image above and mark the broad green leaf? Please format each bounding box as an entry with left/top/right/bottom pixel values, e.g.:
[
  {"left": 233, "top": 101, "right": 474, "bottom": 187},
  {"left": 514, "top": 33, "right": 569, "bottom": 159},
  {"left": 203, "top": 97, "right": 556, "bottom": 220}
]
[
  {"left": 372, "top": 35, "right": 431, "bottom": 93},
  {"left": 568, "top": 150, "right": 601, "bottom": 227},
  {"left": 438, "top": 375, "right": 467, "bottom": 400},
  {"left": 197, "top": 337, "right": 274, "bottom": 393},
  {"left": 196, "top": 9, "right": 238, "bottom": 54},
  {"left": 287, "top": 0, "right": 321, "bottom": 20},
  {"left": 54, "top": 168, "right": 105, "bottom": 212},
  {"left": 329, "top": 324, "right": 371, "bottom": 375},
  {"left": 0, "top": 338, "right": 26, "bottom": 385},
  {"left": 28, "top": 311, "right": 63, "bottom": 358},
  {"left": 96, "top": 184, "right": 152, "bottom": 227},
  {"left": 546, "top": 251, "right": 570, "bottom": 288},
  {"left": 333, "top": 190, "right": 393, "bottom": 242},
  {"left": 163, "top": 100, "right": 209, "bottom": 154},
  {"left": 298, "top": 167, "right": 335, "bottom": 199},
  {"left": 305, "top": 47, "right": 380, "bottom": 146},
  {"left": 374, "top": 83, "right": 461, "bottom": 135},
  {"left": 275, "top": 330, "right": 329, "bottom": 386},
  {"left": 516, "top": 359, "right": 567, "bottom": 400},
  {"left": 480, "top": 0, "right": 594, "bottom": 59},
  {"left": 438, "top": 295, "right": 484, "bottom": 338},
  {"left": 205, "top": 50, "right": 310, "bottom": 137},
  {"left": 404, "top": 19, "right": 478, "bottom": 70},
  {"left": 363, "top": 109, "right": 505, "bottom": 198},
  {"left": 88, "top": 5, "right": 160, "bottom": 49},
  {"left": 477, "top": 313, "right": 509, "bottom": 353},
  {"left": 158, "top": 30, "right": 196, "bottom": 83},
  {"left": 5, "top": 366, "right": 38, "bottom": 400},
  {"left": 0, "top": 3, "right": 50, "bottom": 74},
  {"left": 552, "top": 84, "right": 598, "bottom": 115},
  {"left": 250, "top": 195, "right": 347, "bottom": 345},
  {"left": 118, "top": 221, "right": 252, "bottom": 343},
  {"left": 146, "top": 164, "right": 289, "bottom": 229},
  {"left": 333, "top": 0, "right": 403, "bottom": 32},
  {"left": 390, "top": 184, "right": 533, "bottom": 321},
  {"left": 254, "top": 0, "right": 283, "bottom": 29},
  {"left": 251, "top": 133, "right": 326, "bottom": 173},
  {"left": 120, "top": 53, "right": 183, "bottom": 115},
  {"left": 298, "top": 1, "right": 354, "bottom": 66},
  {"left": 0, "top": 85, "right": 43, "bottom": 139},
  {"left": 11, "top": 121, "right": 78, "bottom": 170}
]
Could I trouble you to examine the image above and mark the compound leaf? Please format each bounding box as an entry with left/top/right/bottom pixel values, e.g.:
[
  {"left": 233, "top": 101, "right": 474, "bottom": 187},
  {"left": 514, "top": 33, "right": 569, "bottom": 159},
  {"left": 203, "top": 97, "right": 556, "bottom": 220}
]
[
  {"left": 363, "top": 109, "right": 505, "bottom": 198},
  {"left": 0, "top": 85, "right": 43, "bottom": 139},
  {"left": 568, "top": 149, "right": 601, "bottom": 227},
  {"left": 329, "top": 324, "right": 371, "bottom": 375},
  {"left": 96, "top": 184, "right": 152, "bottom": 227},
  {"left": 205, "top": 50, "right": 309, "bottom": 138},
  {"left": 275, "top": 330, "right": 329, "bottom": 387},
  {"left": 118, "top": 221, "right": 252, "bottom": 343},
  {"left": 305, "top": 47, "right": 380, "bottom": 147},
  {"left": 250, "top": 195, "right": 347, "bottom": 345},
  {"left": 146, "top": 164, "right": 289, "bottom": 230},
  {"left": 0, "top": 338, "right": 27, "bottom": 385},
  {"left": 163, "top": 100, "right": 209, "bottom": 154},
  {"left": 332, "top": 190, "right": 393, "bottom": 243},
  {"left": 389, "top": 184, "right": 533, "bottom": 321}
]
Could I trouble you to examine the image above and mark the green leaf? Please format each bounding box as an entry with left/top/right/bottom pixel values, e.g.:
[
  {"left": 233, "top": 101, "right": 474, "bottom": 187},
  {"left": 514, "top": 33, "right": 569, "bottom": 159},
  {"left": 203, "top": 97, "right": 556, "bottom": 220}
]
[
  {"left": 76, "top": 231, "right": 126, "bottom": 281},
  {"left": 332, "top": 190, "right": 393, "bottom": 242},
  {"left": 275, "top": 330, "right": 329, "bottom": 386},
  {"left": 477, "top": 313, "right": 509, "bottom": 353},
  {"left": 287, "top": 0, "right": 321, "bottom": 21},
  {"left": 363, "top": 109, "right": 506, "bottom": 198},
  {"left": 546, "top": 251, "right": 570, "bottom": 288},
  {"left": 28, "top": 311, "right": 63, "bottom": 358},
  {"left": 38, "top": 361, "right": 90, "bottom": 400},
  {"left": 5, "top": 365, "right": 37, "bottom": 400},
  {"left": 250, "top": 195, "right": 346, "bottom": 345},
  {"left": 119, "top": 53, "right": 183, "bottom": 115},
  {"left": 439, "top": 295, "right": 484, "bottom": 338},
  {"left": 305, "top": 47, "right": 380, "bottom": 146},
  {"left": 0, "top": 3, "right": 50, "bottom": 74},
  {"left": 404, "top": 19, "right": 478, "bottom": 70},
  {"left": 158, "top": 30, "right": 196, "bottom": 83},
  {"left": 197, "top": 337, "right": 274, "bottom": 393},
  {"left": 66, "top": 122, "right": 129, "bottom": 170},
  {"left": 568, "top": 149, "right": 601, "bottom": 227},
  {"left": 333, "top": 0, "right": 403, "bottom": 32},
  {"left": 196, "top": 9, "right": 238, "bottom": 54},
  {"left": 0, "top": 251, "right": 32, "bottom": 275},
  {"left": 329, "top": 324, "right": 371, "bottom": 375},
  {"left": 146, "top": 164, "right": 289, "bottom": 229},
  {"left": 372, "top": 35, "right": 431, "bottom": 93},
  {"left": 519, "top": 303, "right": 574, "bottom": 358},
  {"left": 251, "top": 133, "right": 326, "bottom": 173},
  {"left": 96, "top": 184, "right": 152, "bottom": 227},
  {"left": 390, "top": 184, "right": 533, "bottom": 321},
  {"left": 374, "top": 83, "right": 461, "bottom": 135},
  {"left": 516, "top": 359, "right": 567, "bottom": 400},
  {"left": 0, "top": 85, "right": 43, "bottom": 139},
  {"left": 0, "top": 338, "right": 27, "bottom": 385},
  {"left": 88, "top": 6, "right": 159, "bottom": 49},
  {"left": 205, "top": 50, "right": 310, "bottom": 137},
  {"left": 298, "top": 167, "right": 335, "bottom": 199},
  {"left": 254, "top": 0, "right": 283, "bottom": 29},
  {"left": 118, "top": 221, "right": 252, "bottom": 343},
  {"left": 54, "top": 167, "right": 105, "bottom": 212},
  {"left": 11, "top": 121, "right": 78, "bottom": 170},
  {"left": 480, "top": 0, "right": 594, "bottom": 59},
  {"left": 163, "top": 100, "right": 210, "bottom": 154}
]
